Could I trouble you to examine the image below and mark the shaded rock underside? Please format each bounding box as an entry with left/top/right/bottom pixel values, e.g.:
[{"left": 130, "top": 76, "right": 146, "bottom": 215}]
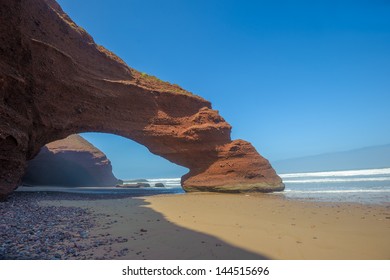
[{"left": 22, "top": 134, "right": 119, "bottom": 187}]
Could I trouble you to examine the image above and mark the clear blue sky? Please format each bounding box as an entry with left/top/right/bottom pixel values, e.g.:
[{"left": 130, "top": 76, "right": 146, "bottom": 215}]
[{"left": 57, "top": 0, "right": 390, "bottom": 179}]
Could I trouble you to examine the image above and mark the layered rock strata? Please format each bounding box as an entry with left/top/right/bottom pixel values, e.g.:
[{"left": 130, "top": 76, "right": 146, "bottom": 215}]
[
  {"left": 22, "top": 134, "right": 119, "bottom": 187},
  {"left": 0, "top": 0, "right": 284, "bottom": 199}
]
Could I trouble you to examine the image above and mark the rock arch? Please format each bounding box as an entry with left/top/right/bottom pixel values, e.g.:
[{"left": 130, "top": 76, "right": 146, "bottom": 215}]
[{"left": 0, "top": 0, "right": 284, "bottom": 198}]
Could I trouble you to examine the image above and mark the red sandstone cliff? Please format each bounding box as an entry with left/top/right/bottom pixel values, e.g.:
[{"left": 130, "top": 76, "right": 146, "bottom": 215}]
[
  {"left": 22, "top": 135, "right": 119, "bottom": 187},
  {"left": 0, "top": 0, "right": 284, "bottom": 199}
]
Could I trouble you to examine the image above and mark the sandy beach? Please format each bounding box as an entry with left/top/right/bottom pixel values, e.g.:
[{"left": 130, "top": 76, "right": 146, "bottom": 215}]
[
  {"left": 3, "top": 191, "right": 387, "bottom": 260},
  {"left": 143, "top": 193, "right": 390, "bottom": 259}
]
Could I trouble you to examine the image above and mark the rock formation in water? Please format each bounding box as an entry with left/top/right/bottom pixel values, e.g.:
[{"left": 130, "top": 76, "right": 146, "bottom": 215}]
[
  {"left": 22, "top": 134, "right": 119, "bottom": 187},
  {"left": 0, "top": 0, "right": 284, "bottom": 199}
]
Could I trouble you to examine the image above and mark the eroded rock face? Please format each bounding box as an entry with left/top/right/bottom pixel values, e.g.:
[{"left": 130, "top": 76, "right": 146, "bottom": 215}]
[
  {"left": 22, "top": 135, "right": 119, "bottom": 187},
  {"left": 0, "top": 0, "right": 284, "bottom": 199}
]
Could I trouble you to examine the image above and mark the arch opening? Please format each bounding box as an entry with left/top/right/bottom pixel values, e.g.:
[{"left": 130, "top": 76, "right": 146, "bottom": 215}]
[
  {"left": 21, "top": 132, "right": 188, "bottom": 195},
  {"left": 81, "top": 133, "right": 188, "bottom": 180}
]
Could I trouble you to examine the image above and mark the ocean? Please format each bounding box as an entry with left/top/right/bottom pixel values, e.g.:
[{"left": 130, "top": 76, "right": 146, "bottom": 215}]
[
  {"left": 17, "top": 168, "right": 390, "bottom": 204},
  {"left": 276, "top": 167, "right": 390, "bottom": 205},
  {"left": 124, "top": 168, "right": 390, "bottom": 204}
]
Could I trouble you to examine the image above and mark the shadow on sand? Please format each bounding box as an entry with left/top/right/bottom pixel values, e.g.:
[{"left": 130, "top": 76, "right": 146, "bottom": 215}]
[{"left": 1, "top": 192, "right": 269, "bottom": 260}]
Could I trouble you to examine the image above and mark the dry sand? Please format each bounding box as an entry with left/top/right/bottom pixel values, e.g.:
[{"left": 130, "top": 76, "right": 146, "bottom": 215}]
[{"left": 40, "top": 193, "right": 390, "bottom": 260}]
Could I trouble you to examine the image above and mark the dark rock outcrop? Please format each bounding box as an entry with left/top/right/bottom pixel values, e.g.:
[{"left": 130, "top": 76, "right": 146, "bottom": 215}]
[
  {"left": 0, "top": 0, "right": 284, "bottom": 199},
  {"left": 22, "top": 134, "right": 119, "bottom": 187}
]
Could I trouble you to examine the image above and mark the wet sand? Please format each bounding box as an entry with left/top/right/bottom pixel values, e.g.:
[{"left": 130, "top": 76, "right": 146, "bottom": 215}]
[{"left": 2, "top": 192, "right": 390, "bottom": 259}]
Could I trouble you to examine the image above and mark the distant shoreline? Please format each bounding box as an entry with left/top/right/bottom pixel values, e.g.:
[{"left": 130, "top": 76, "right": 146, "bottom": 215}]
[
  {"left": 16, "top": 185, "right": 184, "bottom": 197},
  {"left": 16, "top": 166, "right": 390, "bottom": 205}
]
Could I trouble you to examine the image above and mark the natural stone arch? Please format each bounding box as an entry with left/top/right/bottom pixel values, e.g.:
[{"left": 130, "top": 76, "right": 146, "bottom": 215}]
[{"left": 0, "top": 0, "right": 284, "bottom": 198}]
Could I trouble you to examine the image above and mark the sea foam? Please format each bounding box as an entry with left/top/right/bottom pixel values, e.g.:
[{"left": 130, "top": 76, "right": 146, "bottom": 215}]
[{"left": 280, "top": 167, "right": 390, "bottom": 178}]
